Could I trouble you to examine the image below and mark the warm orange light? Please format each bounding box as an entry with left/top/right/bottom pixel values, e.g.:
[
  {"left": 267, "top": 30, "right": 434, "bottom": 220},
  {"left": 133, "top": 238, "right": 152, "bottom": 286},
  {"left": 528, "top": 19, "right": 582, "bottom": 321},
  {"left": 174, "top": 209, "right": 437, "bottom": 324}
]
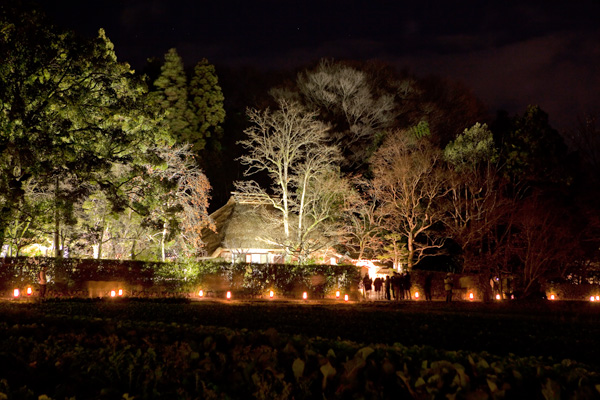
[
  {"left": 226, "top": 291, "right": 232, "bottom": 299},
  {"left": 199, "top": 289, "right": 204, "bottom": 297},
  {"left": 344, "top": 294, "right": 349, "bottom": 302},
  {"left": 495, "top": 294, "right": 501, "bottom": 300},
  {"left": 302, "top": 291, "right": 308, "bottom": 300},
  {"left": 590, "top": 296, "right": 595, "bottom": 302},
  {"left": 596, "top": 296, "right": 599, "bottom": 301},
  {"left": 335, "top": 290, "right": 340, "bottom": 299},
  {"left": 269, "top": 290, "right": 274, "bottom": 298},
  {"left": 13, "top": 288, "right": 20, "bottom": 298},
  {"left": 118, "top": 289, "right": 123, "bottom": 296},
  {"left": 550, "top": 294, "right": 556, "bottom": 300},
  {"left": 414, "top": 292, "right": 419, "bottom": 299},
  {"left": 469, "top": 292, "right": 474, "bottom": 300},
  {"left": 110, "top": 290, "right": 116, "bottom": 297},
  {"left": 26, "top": 287, "right": 33, "bottom": 296}
]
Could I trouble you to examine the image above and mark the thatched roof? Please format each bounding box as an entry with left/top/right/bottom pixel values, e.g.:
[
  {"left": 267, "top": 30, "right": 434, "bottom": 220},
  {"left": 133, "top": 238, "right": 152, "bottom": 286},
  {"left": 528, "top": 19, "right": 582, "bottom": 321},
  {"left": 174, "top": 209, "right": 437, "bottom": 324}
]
[{"left": 201, "top": 195, "right": 283, "bottom": 257}]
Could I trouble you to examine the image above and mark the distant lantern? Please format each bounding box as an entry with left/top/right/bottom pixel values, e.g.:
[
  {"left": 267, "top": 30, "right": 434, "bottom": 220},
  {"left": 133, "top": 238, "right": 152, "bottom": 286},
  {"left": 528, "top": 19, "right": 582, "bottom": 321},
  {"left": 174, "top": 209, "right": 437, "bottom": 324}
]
[
  {"left": 269, "top": 290, "right": 274, "bottom": 298},
  {"left": 110, "top": 290, "right": 116, "bottom": 297},
  {"left": 596, "top": 296, "right": 599, "bottom": 301},
  {"left": 226, "top": 291, "right": 232, "bottom": 300},
  {"left": 118, "top": 289, "right": 124, "bottom": 296},
  {"left": 496, "top": 294, "right": 501, "bottom": 300},
  {"left": 13, "top": 288, "right": 20, "bottom": 298},
  {"left": 590, "top": 296, "right": 595, "bottom": 302},
  {"left": 469, "top": 292, "right": 474, "bottom": 300},
  {"left": 303, "top": 292, "right": 308, "bottom": 300},
  {"left": 414, "top": 292, "right": 420, "bottom": 299},
  {"left": 550, "top": 294, "right": 556, "bottom": 300},
  {"left": 26, "top": 287, "right": 33, "bottom": 296},
  {"left": 335, "top": 290, "right": 340, "bottom": 299},
  {"left": 199, "top": 290, "right": 204, "bottom": 297},
  {"left": 344, "top": 294, "right": 349, "bottom": 302}
]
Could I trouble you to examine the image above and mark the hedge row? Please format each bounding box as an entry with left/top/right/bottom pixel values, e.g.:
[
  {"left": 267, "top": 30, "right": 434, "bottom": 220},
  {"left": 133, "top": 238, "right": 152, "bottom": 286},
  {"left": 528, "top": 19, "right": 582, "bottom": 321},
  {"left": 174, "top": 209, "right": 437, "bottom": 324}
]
[{"left": 0, "top": 257, "right": 361, "bottom": 298}]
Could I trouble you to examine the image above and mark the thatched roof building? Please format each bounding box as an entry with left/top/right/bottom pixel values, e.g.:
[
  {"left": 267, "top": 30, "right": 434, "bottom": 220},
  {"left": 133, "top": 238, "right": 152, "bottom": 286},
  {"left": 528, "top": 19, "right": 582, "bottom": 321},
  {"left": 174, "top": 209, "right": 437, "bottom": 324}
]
[{"left": 201, "top": 194, "right": 286, "bottom": 263}]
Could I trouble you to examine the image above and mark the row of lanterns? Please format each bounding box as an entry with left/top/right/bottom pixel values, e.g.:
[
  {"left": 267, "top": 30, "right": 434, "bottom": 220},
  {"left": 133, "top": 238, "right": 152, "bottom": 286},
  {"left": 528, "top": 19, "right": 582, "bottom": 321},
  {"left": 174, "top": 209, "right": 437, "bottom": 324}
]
[
  {"left": 10, "top": 287, "right": 600, "bottom": 302},
  {"left": 197, "top": 289, "right": 351, "bottom": 302}
]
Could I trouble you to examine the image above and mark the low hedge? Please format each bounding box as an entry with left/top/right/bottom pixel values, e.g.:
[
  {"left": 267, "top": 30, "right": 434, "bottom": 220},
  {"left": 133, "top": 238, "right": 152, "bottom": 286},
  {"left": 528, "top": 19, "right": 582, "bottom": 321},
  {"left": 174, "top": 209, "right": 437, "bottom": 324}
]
[{"left": 0, "top": 257, "right": 361, "bottom": 299}]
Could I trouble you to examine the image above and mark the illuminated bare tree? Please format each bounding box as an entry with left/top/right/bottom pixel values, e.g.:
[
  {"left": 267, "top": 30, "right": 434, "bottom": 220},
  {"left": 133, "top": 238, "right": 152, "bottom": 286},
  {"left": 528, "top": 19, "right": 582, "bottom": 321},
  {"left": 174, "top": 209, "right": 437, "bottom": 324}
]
[
  {"left": 296, "top": 59, "right": 396, "bottom": 164},
  {"left": 370, "top": 131, "right": 448, "bottom": 270},
  {"left": 236, "top": 99, "right": 346, "bottom": 262}
]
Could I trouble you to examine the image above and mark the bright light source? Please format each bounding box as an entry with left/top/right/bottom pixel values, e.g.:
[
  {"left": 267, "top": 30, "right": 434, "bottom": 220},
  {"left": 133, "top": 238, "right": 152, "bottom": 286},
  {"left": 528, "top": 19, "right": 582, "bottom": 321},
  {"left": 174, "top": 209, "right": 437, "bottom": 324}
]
[
  {"left": 118, "top": 289, "right": 123, "bottom": 296},
  {"left": 302, "top": 291, "right": 308, "bottom": 300},
  {"left": 269, "top": 290, "right": 274, "bottom": 298},
  {"left": 495, "top": 294, "right": 501, "bottom": 300},
  {"left": 26, "top": 287, "right": 33, "bottom": 296},
  {"left": 335, "top": 290, "right": 340, "bottom": 299},
  {"left": 13, "top": 289, "right": 20, "bottom": 298},
  {"left": 344, "top": 294, "right": 349, "bottom": 302},
  {"left": 469, "top": 292, "right": 474, "bottom": 300},
  {"left": 550, "top": 294, "right": 555, "bottom": 300},
  {"left": 414, "top": 292, "right": 419, "bottom": 299},
  {"left": 198, "top": 290, "right": 204, "bottom": 297},
  {"left": 110, "top": 290, "right": 116, "bottom": 297},
  {"left": 596, "top": 296, "right": 599, "bottom": 301},
  {"left": 226, "top": 291, "right": 232, "bottom": 300},
  {"left": 590, "top": 296, "right": 595, "bottom": 302}
]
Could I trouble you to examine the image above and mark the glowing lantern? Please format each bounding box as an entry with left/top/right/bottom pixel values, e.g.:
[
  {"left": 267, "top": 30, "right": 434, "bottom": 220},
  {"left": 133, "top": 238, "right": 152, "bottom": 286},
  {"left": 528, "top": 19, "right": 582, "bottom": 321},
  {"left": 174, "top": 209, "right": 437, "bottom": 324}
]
[
  {"left": 469, "top": 292, "right": 474, "bottom": 300},
  {"left": 335, "top": 290, "right": 340, "bottom": 299},
  {"left": 344, "top": 294, "right": 349, "bottom": 302},
  {"left": 597, "top": 296, "right": 599, "bottom": 301},
  {"left": 226, "top": 291, "right": 232, "bottom": 300},
  {"left": 269, "top": 290, "right": 274, "bottom": 299},
  {"left": 26, "top": 287, "right": 33, "bottom": 296},
  {"left": 13, "top": 288, "right": 20, "bottom": 298},
  {"left": 550, "top": 294, "right": 556, "bottom": 300},
  {"left": 495, "top": 294, "right": 501, "bottom": 300},
  {"left": 118, "top": 289, "right": 123, "bottom": 296},
  {"left": 302, "top": 291, "right": 308, "bottom": 300},
  {"left": 590, "top": 296, "right": 595, "bottom": 302},
  {"left": 198, "top": 290, "right": 204, "bottom": 297},
  {"left": 110, "top": 290, "right": 116, "bottom": 297}
]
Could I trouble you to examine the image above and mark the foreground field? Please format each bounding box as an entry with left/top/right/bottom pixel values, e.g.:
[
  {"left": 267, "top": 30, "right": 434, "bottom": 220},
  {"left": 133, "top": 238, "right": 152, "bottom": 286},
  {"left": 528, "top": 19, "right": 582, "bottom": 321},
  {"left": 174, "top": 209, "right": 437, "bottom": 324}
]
[{"left": 1, "top": 298, "right": 599, "bottom": 399}]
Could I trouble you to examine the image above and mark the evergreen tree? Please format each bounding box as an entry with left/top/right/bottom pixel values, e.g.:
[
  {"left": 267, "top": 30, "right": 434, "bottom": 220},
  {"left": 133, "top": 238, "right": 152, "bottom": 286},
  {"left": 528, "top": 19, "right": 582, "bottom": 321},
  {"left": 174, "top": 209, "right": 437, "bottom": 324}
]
[
  {"left": 153, "top": 48, "right": 196, "bottom": 146},
  {"left": 190, "top": 58, "right": 225, "bottom": 153}
]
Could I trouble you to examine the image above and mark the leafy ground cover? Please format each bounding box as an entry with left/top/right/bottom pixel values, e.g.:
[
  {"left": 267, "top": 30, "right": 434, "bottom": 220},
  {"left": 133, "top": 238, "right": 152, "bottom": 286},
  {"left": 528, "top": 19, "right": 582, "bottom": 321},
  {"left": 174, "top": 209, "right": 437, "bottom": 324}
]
[{"left": 0, "top": 298, "right": 599, "bottom": 399}]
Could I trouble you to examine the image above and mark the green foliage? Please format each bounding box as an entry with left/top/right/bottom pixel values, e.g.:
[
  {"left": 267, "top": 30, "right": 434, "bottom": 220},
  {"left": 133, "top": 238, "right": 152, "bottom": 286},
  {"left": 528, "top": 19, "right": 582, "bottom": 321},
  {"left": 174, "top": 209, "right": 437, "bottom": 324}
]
[
  {"left": 444, "top": 122, "right": 498, "bottom": 170},
  {"left": 0, "top": 305, "right": 598, "bottom": 399},
  {"left": 410, "top": 119, "right": 431, "bottom": 139},
  {"left": 1, "top": 257, "right": 361, "bottom": 298},
  {"left": 190, "top": 58, "right": 226, "bottom": 152},
  {"left": 499, "top": 105, "right": 570, "bottom": 184}
]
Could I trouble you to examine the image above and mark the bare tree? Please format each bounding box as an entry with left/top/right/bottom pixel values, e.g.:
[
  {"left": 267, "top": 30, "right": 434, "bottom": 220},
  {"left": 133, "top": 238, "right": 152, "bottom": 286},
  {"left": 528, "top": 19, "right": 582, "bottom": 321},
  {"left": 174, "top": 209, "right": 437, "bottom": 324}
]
[
  {"left": 296, "top": 59, "right": 396, "bottom": 164},
  {"left": 236, "top": 99, "right": 346, "bottom": 262},
  {"left": 370, "top": 131, "right": 448, "bottom": 270},
  {"left": 145, "top": 144, "right": 213, "bottom": 261},
  {"left": 340, "top": 185, "right": 384, "bottom": 261}
]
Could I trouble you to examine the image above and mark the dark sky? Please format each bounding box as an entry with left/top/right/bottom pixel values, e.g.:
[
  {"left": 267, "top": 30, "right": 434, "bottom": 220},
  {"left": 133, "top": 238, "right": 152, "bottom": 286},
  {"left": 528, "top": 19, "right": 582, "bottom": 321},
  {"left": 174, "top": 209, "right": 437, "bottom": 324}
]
[{"left": 38, "top": 0, "right": 599, "bottom": 131}]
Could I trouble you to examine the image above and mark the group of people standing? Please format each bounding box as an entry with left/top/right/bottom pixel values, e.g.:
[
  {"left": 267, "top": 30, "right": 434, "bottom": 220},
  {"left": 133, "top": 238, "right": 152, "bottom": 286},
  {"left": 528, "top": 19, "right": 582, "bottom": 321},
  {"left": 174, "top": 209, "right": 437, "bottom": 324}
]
[{"left": 362, "top": 271, "right": 415, "bottom": 301}]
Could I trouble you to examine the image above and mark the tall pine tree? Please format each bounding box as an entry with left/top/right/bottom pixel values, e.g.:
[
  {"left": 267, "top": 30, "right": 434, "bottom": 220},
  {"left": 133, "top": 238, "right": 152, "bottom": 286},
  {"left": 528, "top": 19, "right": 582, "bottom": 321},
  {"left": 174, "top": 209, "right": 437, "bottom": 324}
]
[
  {"left": 153, "top": 48, "right": 196, "bottom": 146},
  {"left": 190, "top": 58, "right": 225, "bottom": 153}
]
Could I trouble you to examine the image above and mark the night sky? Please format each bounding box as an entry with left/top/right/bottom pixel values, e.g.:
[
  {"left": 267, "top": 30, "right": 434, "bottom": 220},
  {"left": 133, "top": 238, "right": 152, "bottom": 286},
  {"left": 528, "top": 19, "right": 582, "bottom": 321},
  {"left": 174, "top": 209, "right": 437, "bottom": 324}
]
[{"left": 38, "top": 0, "right": 599, "bottom": 131}]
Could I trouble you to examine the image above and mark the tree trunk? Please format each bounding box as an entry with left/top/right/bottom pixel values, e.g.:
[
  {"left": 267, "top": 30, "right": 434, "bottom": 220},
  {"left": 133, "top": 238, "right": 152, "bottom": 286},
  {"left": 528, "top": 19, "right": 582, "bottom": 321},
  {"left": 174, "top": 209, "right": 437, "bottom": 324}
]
[
  {"left": 161, "top": 222, "right": 167, "bottom": 262},
  {"left": 54, "top": 175, "right": 62, "bottom": 258}
]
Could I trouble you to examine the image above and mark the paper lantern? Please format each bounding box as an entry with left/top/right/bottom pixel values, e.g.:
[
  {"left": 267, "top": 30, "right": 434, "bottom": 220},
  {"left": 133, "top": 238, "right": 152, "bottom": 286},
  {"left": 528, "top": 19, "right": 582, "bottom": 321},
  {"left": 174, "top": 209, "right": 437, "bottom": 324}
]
[
  {"left": 302, "top": 291, "right": 308, "bottom": 300},
  {"left": 226, "top": 291, "right": 232, "bottom": 299},
  {"left": 110, "top": 290, "right": 116, "bottom": 297},
  {"left": 198, "top": 290, "right": 204, "bottom": 297},
  {"left": 26, "top": 287, "right": 33, "bottom": 296},
  {"left": 13, "top": 288, "right": 20, "bottom": 298}
]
